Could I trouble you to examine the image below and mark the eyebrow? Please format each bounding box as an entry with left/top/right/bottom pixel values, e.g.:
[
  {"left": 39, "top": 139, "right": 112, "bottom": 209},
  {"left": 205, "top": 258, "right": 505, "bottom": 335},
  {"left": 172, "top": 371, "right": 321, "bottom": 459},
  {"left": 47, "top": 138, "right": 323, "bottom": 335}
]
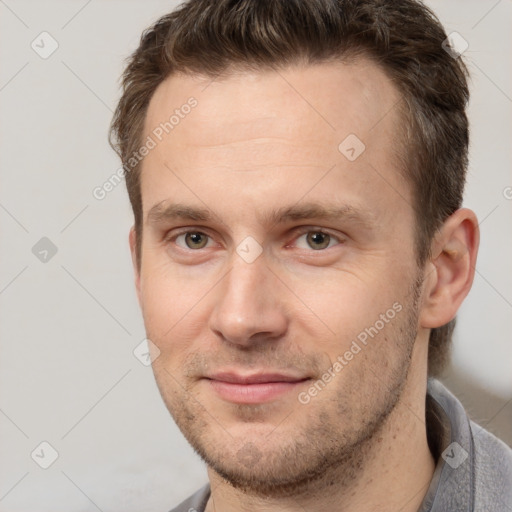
[
  {"left": 147, "top": 201, "right": 375, "bottom": 229},
  {"left": 148, "top": 202, "right": 212, "bottom": 224}
]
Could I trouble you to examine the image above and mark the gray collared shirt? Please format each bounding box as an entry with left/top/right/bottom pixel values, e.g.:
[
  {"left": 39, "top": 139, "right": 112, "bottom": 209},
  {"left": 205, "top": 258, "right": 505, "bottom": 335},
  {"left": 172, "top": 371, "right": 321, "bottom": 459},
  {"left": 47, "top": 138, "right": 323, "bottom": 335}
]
[{"left": 169, "top": 379, "right": 512, "bottom": 511}]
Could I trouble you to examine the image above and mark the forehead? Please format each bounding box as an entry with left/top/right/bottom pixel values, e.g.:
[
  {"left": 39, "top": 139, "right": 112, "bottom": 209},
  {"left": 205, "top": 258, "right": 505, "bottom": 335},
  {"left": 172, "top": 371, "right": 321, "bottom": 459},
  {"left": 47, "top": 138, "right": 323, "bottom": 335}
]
[
  {"left": 145, "top": 59, "right": 402, "bottom": 152},
  {"left": 140, "top": 60, "right": 410, "bottom": 226}
]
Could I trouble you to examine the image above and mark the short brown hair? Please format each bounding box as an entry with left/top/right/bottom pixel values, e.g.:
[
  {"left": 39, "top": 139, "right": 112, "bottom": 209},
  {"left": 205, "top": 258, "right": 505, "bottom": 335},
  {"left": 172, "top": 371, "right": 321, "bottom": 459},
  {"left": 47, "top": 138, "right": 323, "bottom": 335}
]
[{"left": 109, "top": 0, "right": 470, "bottom": 377}]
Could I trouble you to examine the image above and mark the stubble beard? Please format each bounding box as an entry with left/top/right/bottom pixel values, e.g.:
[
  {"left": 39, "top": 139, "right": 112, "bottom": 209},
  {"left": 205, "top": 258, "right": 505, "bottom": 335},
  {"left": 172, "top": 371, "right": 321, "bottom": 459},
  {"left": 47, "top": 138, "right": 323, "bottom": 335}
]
[{"left": 152, "top": 275, "right": 423, "bottom": 499}]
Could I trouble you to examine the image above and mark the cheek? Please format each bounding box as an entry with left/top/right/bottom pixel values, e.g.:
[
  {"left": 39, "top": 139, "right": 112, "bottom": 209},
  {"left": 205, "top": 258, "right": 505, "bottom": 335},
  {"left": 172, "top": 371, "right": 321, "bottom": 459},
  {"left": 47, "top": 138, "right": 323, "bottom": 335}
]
[
  {"left": 139, "top": 267, "right": 210, "bottom": 357},
  {"left": 290, "top": 270, "right": 403, "bottom": 343}
]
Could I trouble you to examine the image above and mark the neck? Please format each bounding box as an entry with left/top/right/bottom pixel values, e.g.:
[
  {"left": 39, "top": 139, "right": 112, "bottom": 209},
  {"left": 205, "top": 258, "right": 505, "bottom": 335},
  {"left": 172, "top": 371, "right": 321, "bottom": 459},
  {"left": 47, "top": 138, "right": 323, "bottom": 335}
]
[{"left": 205, "top": 347, "right": 435, "bottom": 512}]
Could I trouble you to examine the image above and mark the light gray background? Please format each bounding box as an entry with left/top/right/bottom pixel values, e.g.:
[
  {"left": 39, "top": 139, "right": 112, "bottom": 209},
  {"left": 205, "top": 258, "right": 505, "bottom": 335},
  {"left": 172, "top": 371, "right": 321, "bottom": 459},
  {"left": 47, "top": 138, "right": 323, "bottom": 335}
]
[{"left": 0, "top": 0, "right": 510, "bottom": 510}]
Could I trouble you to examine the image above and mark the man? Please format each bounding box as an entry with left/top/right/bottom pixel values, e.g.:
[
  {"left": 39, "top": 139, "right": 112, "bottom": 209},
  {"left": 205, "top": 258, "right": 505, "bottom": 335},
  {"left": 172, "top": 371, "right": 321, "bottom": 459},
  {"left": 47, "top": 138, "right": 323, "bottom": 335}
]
[{"left": 109, "top": 0, "right": 512, "bottom": 510}]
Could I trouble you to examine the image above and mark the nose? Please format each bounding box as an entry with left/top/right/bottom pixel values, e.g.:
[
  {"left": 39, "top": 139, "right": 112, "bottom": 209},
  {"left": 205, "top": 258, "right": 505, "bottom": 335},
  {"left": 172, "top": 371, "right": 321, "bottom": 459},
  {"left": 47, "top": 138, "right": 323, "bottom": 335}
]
[{"left": 209, "top": 254, "right": 289, "bottom": 347}]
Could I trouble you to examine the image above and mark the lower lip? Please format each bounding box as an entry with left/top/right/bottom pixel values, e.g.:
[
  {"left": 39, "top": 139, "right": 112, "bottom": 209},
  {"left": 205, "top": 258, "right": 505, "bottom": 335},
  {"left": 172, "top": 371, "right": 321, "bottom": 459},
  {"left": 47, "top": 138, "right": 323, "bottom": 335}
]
[{"left": 206, "top": 379, "right": 309, "bottom": 404}]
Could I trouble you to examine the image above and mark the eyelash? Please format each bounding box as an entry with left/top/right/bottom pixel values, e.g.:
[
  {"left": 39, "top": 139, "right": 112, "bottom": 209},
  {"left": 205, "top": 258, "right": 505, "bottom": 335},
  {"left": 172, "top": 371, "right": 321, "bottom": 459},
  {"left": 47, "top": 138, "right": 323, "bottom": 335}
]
[{"left": 166, "top": 227, "right": 344, "bottom": 252}]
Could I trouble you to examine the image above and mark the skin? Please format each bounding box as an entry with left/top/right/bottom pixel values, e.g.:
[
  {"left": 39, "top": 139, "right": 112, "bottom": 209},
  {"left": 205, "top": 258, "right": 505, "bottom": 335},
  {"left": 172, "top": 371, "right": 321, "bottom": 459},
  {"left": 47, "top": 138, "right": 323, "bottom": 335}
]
[{"left": 130, "top": 60, "right": 479, "bottom": 511}]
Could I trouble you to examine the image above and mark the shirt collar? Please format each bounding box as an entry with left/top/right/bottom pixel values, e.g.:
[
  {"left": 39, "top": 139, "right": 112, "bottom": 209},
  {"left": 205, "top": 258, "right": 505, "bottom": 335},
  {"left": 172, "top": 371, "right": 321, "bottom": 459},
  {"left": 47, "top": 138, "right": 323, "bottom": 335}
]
[{"left": 418, "top": 378, "right": 474, "bottom": 511}]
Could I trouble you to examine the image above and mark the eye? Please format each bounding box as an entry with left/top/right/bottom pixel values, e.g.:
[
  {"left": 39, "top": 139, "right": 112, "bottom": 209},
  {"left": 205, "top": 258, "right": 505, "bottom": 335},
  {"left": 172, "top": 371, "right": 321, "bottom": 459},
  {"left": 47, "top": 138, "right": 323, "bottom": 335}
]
[
  {"left": 174, "top": 231, "right": 213, "bottom": 250},
  {"left": 294, "top": 230, "right": 341, "bottom": 250}
]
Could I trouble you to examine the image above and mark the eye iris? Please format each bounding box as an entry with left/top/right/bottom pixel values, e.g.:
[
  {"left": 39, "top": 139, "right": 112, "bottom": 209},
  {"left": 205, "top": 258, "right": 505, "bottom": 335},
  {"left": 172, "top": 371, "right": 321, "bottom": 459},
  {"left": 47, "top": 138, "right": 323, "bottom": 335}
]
[
  {"left": 185, "top": 232, "right": 207, "bottom": 249},
  {"left": 307, "top": 232, "right": 330, "bottom": 250}
]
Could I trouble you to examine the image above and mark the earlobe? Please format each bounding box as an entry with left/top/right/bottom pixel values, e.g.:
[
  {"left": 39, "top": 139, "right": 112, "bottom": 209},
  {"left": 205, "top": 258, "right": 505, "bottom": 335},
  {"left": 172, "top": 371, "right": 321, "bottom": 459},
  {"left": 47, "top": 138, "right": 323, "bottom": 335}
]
[
  {"left": 129, "top": 227, "right": 142, "bottom": 306},
  {"left": 420, "top": 208, "right": 479, "bottom": 329}
]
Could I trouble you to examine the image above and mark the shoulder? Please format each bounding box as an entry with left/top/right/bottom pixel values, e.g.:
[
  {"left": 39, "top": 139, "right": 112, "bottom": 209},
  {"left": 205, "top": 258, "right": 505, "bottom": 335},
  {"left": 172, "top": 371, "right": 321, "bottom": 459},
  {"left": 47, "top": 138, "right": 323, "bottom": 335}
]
[
  {"left": 168, "top": 483, "right": 210, "bottom": 512},
  {"left": 470, "top": 420, "right": 512, "bottom": 509},
  {"left": 426, "top": 379, "right": 512, "bottom": 510}
]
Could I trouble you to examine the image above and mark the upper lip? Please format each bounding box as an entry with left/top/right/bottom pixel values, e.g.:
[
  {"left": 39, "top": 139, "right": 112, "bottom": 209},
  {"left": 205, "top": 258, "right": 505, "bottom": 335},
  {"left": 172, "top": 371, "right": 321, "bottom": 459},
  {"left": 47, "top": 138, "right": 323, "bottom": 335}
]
[{"left": 205, "top": 371, "right": 310, "bottom": 384}]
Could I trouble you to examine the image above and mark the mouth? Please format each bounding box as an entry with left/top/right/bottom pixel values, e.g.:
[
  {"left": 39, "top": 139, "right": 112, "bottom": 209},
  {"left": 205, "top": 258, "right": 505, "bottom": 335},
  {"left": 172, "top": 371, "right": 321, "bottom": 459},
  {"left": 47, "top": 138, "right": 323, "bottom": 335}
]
[{"left": 203, "top": 371, "right": 311, "bottom": 404}]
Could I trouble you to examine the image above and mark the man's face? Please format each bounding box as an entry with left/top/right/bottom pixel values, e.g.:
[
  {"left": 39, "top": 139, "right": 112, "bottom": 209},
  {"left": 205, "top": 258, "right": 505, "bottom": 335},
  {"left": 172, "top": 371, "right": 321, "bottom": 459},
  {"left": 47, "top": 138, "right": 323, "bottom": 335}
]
[{"left": 135, "top": 61, "right": 425, "bottom": 495}]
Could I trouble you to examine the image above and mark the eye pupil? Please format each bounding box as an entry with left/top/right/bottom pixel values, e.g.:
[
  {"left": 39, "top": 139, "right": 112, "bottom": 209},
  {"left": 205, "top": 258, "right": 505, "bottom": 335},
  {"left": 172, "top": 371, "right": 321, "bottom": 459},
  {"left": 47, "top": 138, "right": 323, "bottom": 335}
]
[
  {"left": 185, "top": 232, "right": 207, "bottom": 249},
  {"left": 307, "top": 232, "right": 330, "bottom": 250}
]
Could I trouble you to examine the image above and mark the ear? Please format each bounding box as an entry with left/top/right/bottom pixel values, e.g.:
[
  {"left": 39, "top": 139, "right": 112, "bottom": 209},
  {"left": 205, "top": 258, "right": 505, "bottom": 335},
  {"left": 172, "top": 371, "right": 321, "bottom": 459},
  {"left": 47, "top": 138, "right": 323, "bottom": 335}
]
[
  {"left": 420, "top": 208, "right": 479, "bottom": 329},
  {"left": 129, "top": 226, "right": 142, "bottom": 307}
]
